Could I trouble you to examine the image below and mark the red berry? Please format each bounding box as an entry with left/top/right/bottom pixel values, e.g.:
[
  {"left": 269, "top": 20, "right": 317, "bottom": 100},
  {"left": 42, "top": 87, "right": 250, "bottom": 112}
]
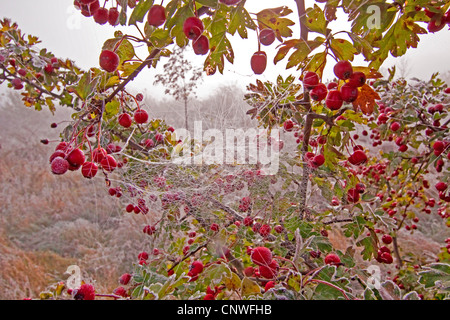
[
  {"left": 333, "top": 60, "right": 353, "bottom": 80},
  {"left": 303, "top": 71, "right": 320, "bottom": 90},
  {"left": 436, "top": 182, "right": 448, "bottom": 192},
  {"left": 259, "top": 224, "right": 271, "bottom": 237},
  {"left": 108, "top": 7, "right": 120, "bottom": 26},
  {"left": 381, "top": 234, "right": 393, "bottom": 245},
  {"left": 183, "top": 17, "right": 204, "bottom": 40},
  {"left": 390, "top": 122, "right": 401, "bottom": 132},
  {"left": 243, "top": 216, "right": 254, "bottom": 226},
  {"left": 192, "top": 35, "right": 209, "bottom": 55},
  {"left": 51, "top": 157, "right": 69, "bottom": 175},
  {"left": 147, "top": 5, "right": 166, "bottom": 27},
  {"left": 258, "top": 260, "right": 278, "bottom": 279},
  {"left": 74, "top": 284, "right": 95, "bottom": 300},
  {"left": 125, "top": 204, "right": 134, "bottom": 213},
  {"left": 119, "top": 273, "right": 132, "bottom": 285},
  {"left": 325, "top": 90, "right": 343, "bottom": 110},
  {"left": 244, "top": 266, "right": 255, "bottom": 277},
  {"left": 347, "top": 188, "right": 360, "bottom": 203},
  {"left": 283, "top": 119, "right": 294, "bottom": 132},
  {"left": 259, "top": 28, "right": 275, "bottom": 46},
  {"left": 67, "top": 148, "right": 86, "bottom": 167},
  {"left": 274, "top": 225, "right": 283, "bottom": 233},
  {"left": 347, "top": 71, "right": 366, "bottom": 87},
  {"left": 92, "top": 147, "right": 107, "bottom": 163},
  {"left": 348, "top": 150, "right": 367, "bottom": 165},
  {"left": 251, "top": 247, "right": 272, "bottom": 266},
  {"left": 312, "top": 154, "right": 325, "bottom": 167},
  {"left": 93, "top": 7, "right": 109, "bottom": 24},
  {"left": 340, "top": 83, "right": 359, "bottom": 102},
  {"left": 134, "top": 109, "right": 149, "bottom": 124},
  {"left": 188, "top": 261, "right": 204, "bottom": 277},
  {"left": 11, "top": 78, "right": 24, "bottom": 90},
  {"left": 118, "top": 113, "right": 133, "bottom": 128},
  {"left": 81, "top": 161, "right": 98, "bottom": 178},
  {"left": 310, "top": 83, "right": 328, "bottom": 101},
  {"left": 250, "top": 51, "right": 267, "bottom": 75},
  {"left": 99, "top": 50, "right": 120, "bottom": 73},
  {"left": 100, "top": 155, "right": 117, "bottom": 172},
  {"left": 324, "top": 253, "right": 341, "bottom": 265},
  {"left": 210, "top": 223, "right": 219, "bottom": 232}
]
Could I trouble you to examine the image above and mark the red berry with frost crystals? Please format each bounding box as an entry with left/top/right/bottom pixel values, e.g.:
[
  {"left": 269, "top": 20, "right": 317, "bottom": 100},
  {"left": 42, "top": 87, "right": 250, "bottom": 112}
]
[
  {"left": 264, "top": 281, "right": 275, "bottom": 291},
  {"left": 325, "top": 90, "right": 343, "bottom": 110},
  {"left": 100, "top": 155, "right": 117, "bottom": 172},
  {"left": 210, "top": 223, "right": 219, "bottom": 232},
  {"left": 81, "top": 161, "right": 98, "bottom": 179},
  {"left": 243, "top": 216, "right": 254, "bottom": 226},
  {"left": 99, "top": 50, "right": 120, "bottom": 73},
  {"left": 303, "top": 71, "right": 320, "bottom": 90},
  {"left": 134, "top": 109, "right": 148, "bottom": 124},
  {"left": 49, "top": 150, "right": 66, "bottom": 164},
  {"left": 324, "top": 253, "right": 341, "bottom": 266},
  {"left": 259, "top": 28, "right": 275, "bottom": 46},
  {"left": 258, "top": 259, "right": 279, "bottom": 279},
  {"left": 333, "top": 60, "right": 353, "bottom": 80},
  {"left": 119, "top": 273, "right": 132, "bottom": 285},
  {"left": 274, "top": 225, "right": 283, "bottom": 233},
  {"left": 74, "top": 284, "right": 95, "bottom": 300},
  {"left": 113, "top": 286, "right": 127, "bottom": 297},
  {"left": 92, "top": 147, "right": 107, "bottom": 163},
  {"left": 251, "top": 247, "right": 272, "bottom": 266},
  {"left": 183, "top": 17, "right": 204, "bottom": 40},
  {"left": 147, "top": 5, "right": 166, "bottom": 27},
  {"left": 138, "top": 251, "right": 149, "bottom": 260},
  {"left": 382, "top": 234, "right": 393, "bottom": 245},
  {"left": 118, "top": 113, "right": 132, "bottom": 128},
  {"left": 259, "top": 224, "right": 271, "bottom": 237},
  {"left": 67, "top": 148, "right": 85, "bottom": 167},
  {"left": 51, "top": 157, "right": 69, "bottom": 175},
  {"left": 11, "top": 78, "right": 23, "bottom": 90}
]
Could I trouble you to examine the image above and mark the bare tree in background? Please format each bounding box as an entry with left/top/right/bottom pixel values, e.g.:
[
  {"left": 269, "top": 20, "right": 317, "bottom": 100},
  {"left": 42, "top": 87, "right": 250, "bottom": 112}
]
[
  {"left": 396, "top": 56, "right": 412, "bottom": 79},
  {"left": 153, "top": 46, "right": 203, "bottom": 131}
]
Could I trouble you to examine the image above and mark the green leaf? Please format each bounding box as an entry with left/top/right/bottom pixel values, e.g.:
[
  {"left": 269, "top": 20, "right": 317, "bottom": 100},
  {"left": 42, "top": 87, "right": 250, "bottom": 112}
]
[
  {"left": 302, "top": 4, "right": 327, "bottom": 35},
  {"left": 256, "top": 7, "right": 294, "bottom": 42},
  {"left": 418, "top": 263, "right": 450, "bottom": 290},
  {"left": 105, "top": 100, "right": 120, "bottom": 118},
  {"left": 330, "top": 38, "right": 357, "bottom": 62},
  {"left": 356, "top": 236, "right": 377, "bottom": 261},
  {"left": 102, "top": 38, "right": 135, "bottom": 63},
  {"left": 128, "top": 0, "right": 154, "bottom": 26},
  {"left": 228, "top": 2, "right": 257, "bottom": 39}
]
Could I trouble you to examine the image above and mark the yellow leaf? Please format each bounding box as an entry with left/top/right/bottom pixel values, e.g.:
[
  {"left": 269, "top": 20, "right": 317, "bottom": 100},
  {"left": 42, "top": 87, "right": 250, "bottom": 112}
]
[
  {"left": 223, "top": 272, "right": 241, "bottom": 291},
  {"left": 241, "top": 277, "right": 261, "bottom": 296}
]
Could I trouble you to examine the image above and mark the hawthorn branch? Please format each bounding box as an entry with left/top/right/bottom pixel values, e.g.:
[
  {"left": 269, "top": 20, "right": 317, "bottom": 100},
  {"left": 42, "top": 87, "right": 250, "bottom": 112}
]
[
  {"left": 105, "top": 48, "right": 161, "bottom": 103},
  {"left": 294, "top": 0, "right": 308, "bottom": 41}
]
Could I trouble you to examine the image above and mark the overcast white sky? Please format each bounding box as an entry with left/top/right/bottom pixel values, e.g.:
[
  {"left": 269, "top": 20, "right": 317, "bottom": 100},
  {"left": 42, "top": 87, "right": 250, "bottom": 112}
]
[{"left": 1, "top": 0, "right": 449, "bottom": 99}]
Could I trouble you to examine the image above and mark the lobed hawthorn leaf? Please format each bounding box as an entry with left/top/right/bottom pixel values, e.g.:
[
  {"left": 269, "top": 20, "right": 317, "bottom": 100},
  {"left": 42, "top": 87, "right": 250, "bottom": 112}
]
[
  {"left": 275, "top": 38, "right": 324, "bottom": 68},
  {"left": 256, "top": 6, "right": 295, "bottom": 42},
  {"left": 102, "top": 37, "right": 135, "bottom": 63},
  {"left": 228, "top": 1, "right": 257, "bottom": 39},
  {"left": 128, "top": 0, "right": 154, "bottom": 26},
  {"left": 297, "top": 51, "right": 327, "bottom": 77},
  {"left": 301, "top": 4, "right": 328, "bottom": 36},
  {"left": 330, "top": 38, "right": 357, "bottom": 62},
  {"left": 166, "top": 2, "right": 192, "bottom": 48}
]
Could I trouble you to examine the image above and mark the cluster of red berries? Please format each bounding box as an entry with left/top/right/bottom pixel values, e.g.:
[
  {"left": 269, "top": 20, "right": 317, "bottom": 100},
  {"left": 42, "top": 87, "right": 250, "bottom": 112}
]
[
  {"left": 246, "top": 247, "right": 279, "bottom": 279},
  {"left": 250, "top": 27, "right": 277, "bottom": 75},
  {"left": 302, "top": 60, "right": 366, "bottom": 111},
  {"left": 49, "top": 142, "right": 113, "bottom": 178},
  {"left": 204, "top": 285, "right": 223, "bottom": 300},
  {"left": 74, "top": 0, "right": 120, "bottom": 26},
  {"left": 324, "top": 253, "right": 341, "bottom": 266},
  {"left": 73, "top": 283, "right": 96, "bottom": 300}
]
